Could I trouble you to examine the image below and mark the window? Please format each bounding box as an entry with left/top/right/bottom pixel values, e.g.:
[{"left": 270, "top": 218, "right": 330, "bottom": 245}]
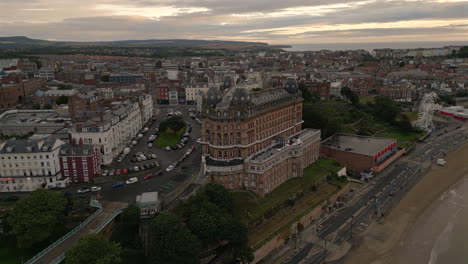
[{"left": 64, "top": 170, "right": 69, "bottom": 176}]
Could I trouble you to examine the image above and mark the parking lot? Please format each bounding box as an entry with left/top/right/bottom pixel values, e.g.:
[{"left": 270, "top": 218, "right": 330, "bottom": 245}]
[{"left": 65, "top": 105, "right": 203, "bottom": 203}]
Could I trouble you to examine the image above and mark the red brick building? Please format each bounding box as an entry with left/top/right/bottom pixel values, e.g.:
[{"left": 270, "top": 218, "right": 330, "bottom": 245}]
[
  {"left": 320, "top": 134, "right": 403, "bottom": 173},
  {"left": 157, "top": 86, "right": 169, "bottom": 103},
  {"left": 59, "top": 141, "right": 100, "bottom": 183},
  {"left": 0, "top": 83, "right": 24, "bottom": 108}
]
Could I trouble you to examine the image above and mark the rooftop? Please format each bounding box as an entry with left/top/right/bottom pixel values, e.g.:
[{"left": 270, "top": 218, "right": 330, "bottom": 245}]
[
  {"left": 0, "top": 138, "right": 61, "bottom": 154},
  {"left": 136, "top": 191, "right": 159, "bottom": 205},
  {"left": 321, "top": 134, "right": 396, "bottom": 156},
  {"left": 59, "top": 144, "right": 95, "bottom": 157}
]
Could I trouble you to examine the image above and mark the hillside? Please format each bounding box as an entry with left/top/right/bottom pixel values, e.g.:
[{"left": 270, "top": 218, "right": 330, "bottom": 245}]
[{"left": 0, "top": 36, "right": 289, "bottom": 49}]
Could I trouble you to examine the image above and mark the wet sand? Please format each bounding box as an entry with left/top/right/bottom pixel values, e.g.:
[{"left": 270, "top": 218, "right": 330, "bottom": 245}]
[{"left": 344, "top": 142, "right": 468, "bottom": 264}]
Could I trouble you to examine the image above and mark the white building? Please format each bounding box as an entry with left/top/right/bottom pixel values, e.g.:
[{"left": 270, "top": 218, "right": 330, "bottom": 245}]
[
  {"left": 38, "top": 68, "right": 55, "bottom": 81},
  {"left": 185, "top": 84, "right": 209, "bottom": 102},
  {"left": 0, "top": 138, "right": 68, "bottom": 192},
  {"left": 70, "top": 95, "right": 153, "bottom": 165}
]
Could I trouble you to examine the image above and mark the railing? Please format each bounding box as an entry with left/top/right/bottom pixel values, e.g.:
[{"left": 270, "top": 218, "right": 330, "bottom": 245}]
[{"left": 24, "top": 199, "right": 103, "bottom": 264}]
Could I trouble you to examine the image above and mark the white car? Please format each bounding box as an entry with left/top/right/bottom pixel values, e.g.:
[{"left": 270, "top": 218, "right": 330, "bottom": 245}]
[
  {"left": 197, "top": 138, "right": 202, "bottom": 143},
  {"left": 91, "top": 186, "right": 101, "bottom": 192},
  {"left": 126, "top": 177, "right": 138, "bottom": 184},
  {"left": 77, "top": 187, "right": 90, "bottom": 194},
  {"left": 134, "top": 166, "right": 140, "bottom": 172},
  {"left": 148, "top": 143, "right": 153, "bottom": 148},
  {"left": 165, "top": 146, "right": 171, "bottom": 151},
  {"left": 166, "top": 165, "right": 175, "bottom": 172},
  {"left": 102, "top": 170, "right": 109, "bottom": 177}
]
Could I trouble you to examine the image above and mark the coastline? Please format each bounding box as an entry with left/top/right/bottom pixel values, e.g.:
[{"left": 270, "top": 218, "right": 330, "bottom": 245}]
[{"left": 344, "top": 142, "right": 468, "bottom": 264}]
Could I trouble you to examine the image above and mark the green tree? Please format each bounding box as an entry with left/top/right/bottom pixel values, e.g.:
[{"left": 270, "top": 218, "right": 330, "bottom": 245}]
[
  {"left": 112, "top": 204, "right": 140, "bottom": 248},
  {"left": 340, "top": 87, "right": 359, "bottom": 106},
  {"left": 298, "top": 82, "right": 312, "bottom": 103},
  {"left": 66, "top": 234, "right": 122, "bottom": 264},
  {"left": 159, "top": 116, "right": 186, "bottom": 132},
  {"left": 202, "top": 183, "right": 234, "bottom": 214},
  {"left": 371, "top": 96, "right": 400, "bottom": 124},
  {"left": 7, "top": 189, "right": 67, "bottom": 248},
  {"left": 43, "top": 104, "right": 52, "bottom": 109},
  {"left": 56, "top": 95, "right": 69, "bottom": 105},
  {"left": 32, "top": 103, "right": 41, "bottom": 110},
  {"left": 149, "top": 211, "right": 201, "bottom": 264}
]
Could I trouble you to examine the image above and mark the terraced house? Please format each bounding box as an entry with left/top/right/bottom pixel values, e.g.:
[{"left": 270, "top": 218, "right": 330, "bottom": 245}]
[{"left": 201, "top": 80, "right": 321, "bottom": 196}]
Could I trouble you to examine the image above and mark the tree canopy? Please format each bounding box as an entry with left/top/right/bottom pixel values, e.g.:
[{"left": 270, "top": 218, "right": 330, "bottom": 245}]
[
  {"left": 66, "top": 234, "right": 122, "bottom": 264},
  {"left": 112, "top": 204, "right": 141, "bottom": 248},
  {"left": 149, "top": 211, "right": 201, "bottom": 264},
  {"left": 7, "top": 189, "right": 67, "bottom": 248},
  {"left": 56, "top": 95, "right": 69, "bottom": 105},
  {"left": 159, "top": 116, "right": 186, "bottom": 133},
  {"left": 340, "top": 87, "right": 359, "bottom": 106}
]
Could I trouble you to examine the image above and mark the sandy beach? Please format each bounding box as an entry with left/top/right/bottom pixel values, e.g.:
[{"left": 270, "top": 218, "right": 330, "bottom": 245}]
[{"left": 344, "top": 142, "right": 468, "bottom": 264}]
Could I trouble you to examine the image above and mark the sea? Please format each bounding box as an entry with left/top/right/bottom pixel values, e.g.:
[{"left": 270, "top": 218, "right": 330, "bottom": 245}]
[
  {"left": 284, "top": 41, "right": 468, "bottom": 52},
  {"left": 392, "top": 175, "right": 468, "bottom": 264}
]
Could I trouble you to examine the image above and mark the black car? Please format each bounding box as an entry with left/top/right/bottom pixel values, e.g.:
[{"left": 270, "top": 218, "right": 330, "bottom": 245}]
[
  {"left": 144, "top": 164, "right": 151, "bottom": 169},
  {"left": 128, "top": 167, "right": 135, "bottom": 173},
  {"left": 171, "top": 146, "right": 178, "bottom": 150}
]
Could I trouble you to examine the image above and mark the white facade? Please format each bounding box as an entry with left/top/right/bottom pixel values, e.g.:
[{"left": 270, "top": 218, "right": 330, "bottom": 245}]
[
  {"left": 70, "top": 97, "right": 152, "bottom": 165},
  {"left": 0, "top": 139, "right": 66, "bottom": 192},
  {"left": 186, "top": 85, "right": 209, "bottom": 101}
]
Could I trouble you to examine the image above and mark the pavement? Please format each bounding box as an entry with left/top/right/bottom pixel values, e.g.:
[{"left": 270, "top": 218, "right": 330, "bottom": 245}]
[{"left": 260, "top": 120, "right": 468, "bottom": 264}]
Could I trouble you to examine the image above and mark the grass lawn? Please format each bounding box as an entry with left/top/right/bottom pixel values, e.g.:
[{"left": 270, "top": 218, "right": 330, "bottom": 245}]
[
  {"left": 233, "top": 158, "right": 342, "bottom": 226},
  {"left": 154, "top": 127, "right": 186, "bottom": 147},
  {"left": 360, "top": 96, "right": 376, "bottom": 104},
  {"left": 402, "top": 111, "right": 418, "bottom": 122},
  {"left": 0, "top": 248, "right": 35, "bottom": 264},
  {"left": 380, "top": 129, "right": 425, "bottom": 143},
  {"left": 248, "top": 183, "right": 338, "bottom": 248}
]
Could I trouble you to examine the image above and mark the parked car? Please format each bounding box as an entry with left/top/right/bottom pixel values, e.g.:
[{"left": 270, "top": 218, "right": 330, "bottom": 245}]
[
  {"left": 143, "top": 164, "right": 150, "bottom": 170},
  {"left": 197, "top": 138, "right": 201, "bottom": 143},
  {"left": 152, "top": 161, "right": 159, "bottom": 167},
  {"left": 148, "top": 143, "right": 153, "bottom": 148},
  {"left": 139, "top": 165, "right": 145, "bottom": 171},
  {"left": 144, "top": 174, "right": 155, "bottom": 180},
  {"left": 91, "top": 186, "right": 101, "bottom": 192},
  {"left": 134, "top": 166, "right": 140, "bottom": 172},
  {"left": 126, "top": 177, "right": 138, "bottom": 184},
  {"left": 116, "top": 169, "right": 122, "bottom": 175},
  {"left": 166, "top": 165, "right": 175, "bottom": 172},
  {"left": 102, "top": 170, "right": 109, "bottom": 176},
  {"left": 128, "top": 167, "right": 134, "bottom": 173},
  {"left": 77, "top": 187, "right": 90, "bottom": 194},
  {"left": 190, "top": 146, "right": 195, "bottom": 151},
  {"left": 109, "top": 169, "right": 115, "bottom": 176},
  {"left": 176, "top": 144, "right": 183, "bottom": 149},
  {"left": 122, "top": 169, "right": 128, "bottom": 174},
  {"left": 165, "top": 146, "right": 171, "bottom": 151},
  {"left": 156, "top": 170, "right": 163, "bottom": 176},
  {"left": 112, "top": 181, "right": 124, "bottom": 188},
  {"left": 151, "top": 154, "right": 157, "bottom": 159}
]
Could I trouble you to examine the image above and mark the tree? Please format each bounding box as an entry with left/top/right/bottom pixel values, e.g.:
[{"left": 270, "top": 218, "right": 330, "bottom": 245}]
[
  {"left": 112, "top": 204, "right": 140, "bottom": 248},
  {"left": 298, "top": 82, "right": 312, "bottom": 103},
  {"left": 371, "top": 96, "right": 400, "bottom": 124},
  {"left": 57, "top": 84, "right": 72, "bottom": 90},
  {"left": 149, "top": 211, "right": 201, "bottom": 264},
  {"left": 7, "top": 189, "right": 67, "bottom": 248},
  {"left": 56, "top": 95, "right": 69, "bottom": 105},
  {"left": 66, "top": 234, "right": 122, "bottom": 264},
  {"left": 43, "top": 104, "right": 52, "bottom": 109},
  {"left": 340, "top": 87, "right": 359, "bottom": 106},
  {"left": 202, "top": 183, "right": 234, "bottom": 214},
  {"left": 32, "top": 103, "right": 41, "bottom": 110},
  {"left": 159, "top": 116, "right": 186, "bottom": 132}
]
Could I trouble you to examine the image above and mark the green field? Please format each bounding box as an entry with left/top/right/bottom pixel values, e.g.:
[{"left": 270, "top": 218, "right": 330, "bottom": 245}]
[
  {"left": 232, "top": 159, "right": 342, "bottom": 226},
  {"left": 154, "top": 128, "right": 186, "bottom": 147}
]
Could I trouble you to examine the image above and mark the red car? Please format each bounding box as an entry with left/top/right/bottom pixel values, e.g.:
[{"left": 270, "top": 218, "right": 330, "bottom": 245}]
[
  {"left": 190, "top": 146, "right": 195, "bottom": 151},
  {"left": 144, "top": 174, "right": 155, "bottom": 180},
  {"left": 122, "top": 169, "right": 128, "bottom": 174},
  {"left": 116, "top": 169, "right": 121, "bottom": 175}
]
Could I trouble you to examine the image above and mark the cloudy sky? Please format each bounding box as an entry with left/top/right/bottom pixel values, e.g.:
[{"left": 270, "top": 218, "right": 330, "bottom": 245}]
[{"left": 0, "top": 0, "right": 467, "bottom": 44}]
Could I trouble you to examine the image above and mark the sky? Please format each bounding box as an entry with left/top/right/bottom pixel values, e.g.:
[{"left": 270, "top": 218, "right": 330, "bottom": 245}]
[{"left": 0, "top": 0, "right": 467, "bottom": 44}]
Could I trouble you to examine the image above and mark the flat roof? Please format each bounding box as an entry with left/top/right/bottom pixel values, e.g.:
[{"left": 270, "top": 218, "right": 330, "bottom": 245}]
[
  {"left": 136, "top": 191, "right": 158, "bottom": 204},
  {"left": 0, "top": 111, "right": 60, "bottom": 125},
  {"left": 321, "top": 134, "right": 396, "bottom": 156}
]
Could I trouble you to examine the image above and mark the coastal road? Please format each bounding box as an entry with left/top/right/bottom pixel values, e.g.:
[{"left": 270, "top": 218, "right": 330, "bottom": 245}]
[{"left": 279, "top": 123, "right": 467, "bottom": 264}]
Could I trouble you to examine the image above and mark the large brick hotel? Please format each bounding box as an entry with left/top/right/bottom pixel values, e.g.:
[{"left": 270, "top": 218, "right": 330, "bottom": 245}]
[{"left": 200, "top": 81, "right": 321, "bottom": 196}]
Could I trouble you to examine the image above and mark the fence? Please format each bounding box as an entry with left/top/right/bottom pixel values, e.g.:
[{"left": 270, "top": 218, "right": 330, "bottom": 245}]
[{"left": 24, "top": 199, "right": 103, "bottom": 264}]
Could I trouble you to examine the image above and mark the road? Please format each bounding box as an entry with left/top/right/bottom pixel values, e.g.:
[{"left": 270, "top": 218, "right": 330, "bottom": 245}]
[
  {"left": 265, "top": 121, "right": 468, "bottom": 264},
  {"left": 63, "top": 105, "right": 203, "bottom": 203}
]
